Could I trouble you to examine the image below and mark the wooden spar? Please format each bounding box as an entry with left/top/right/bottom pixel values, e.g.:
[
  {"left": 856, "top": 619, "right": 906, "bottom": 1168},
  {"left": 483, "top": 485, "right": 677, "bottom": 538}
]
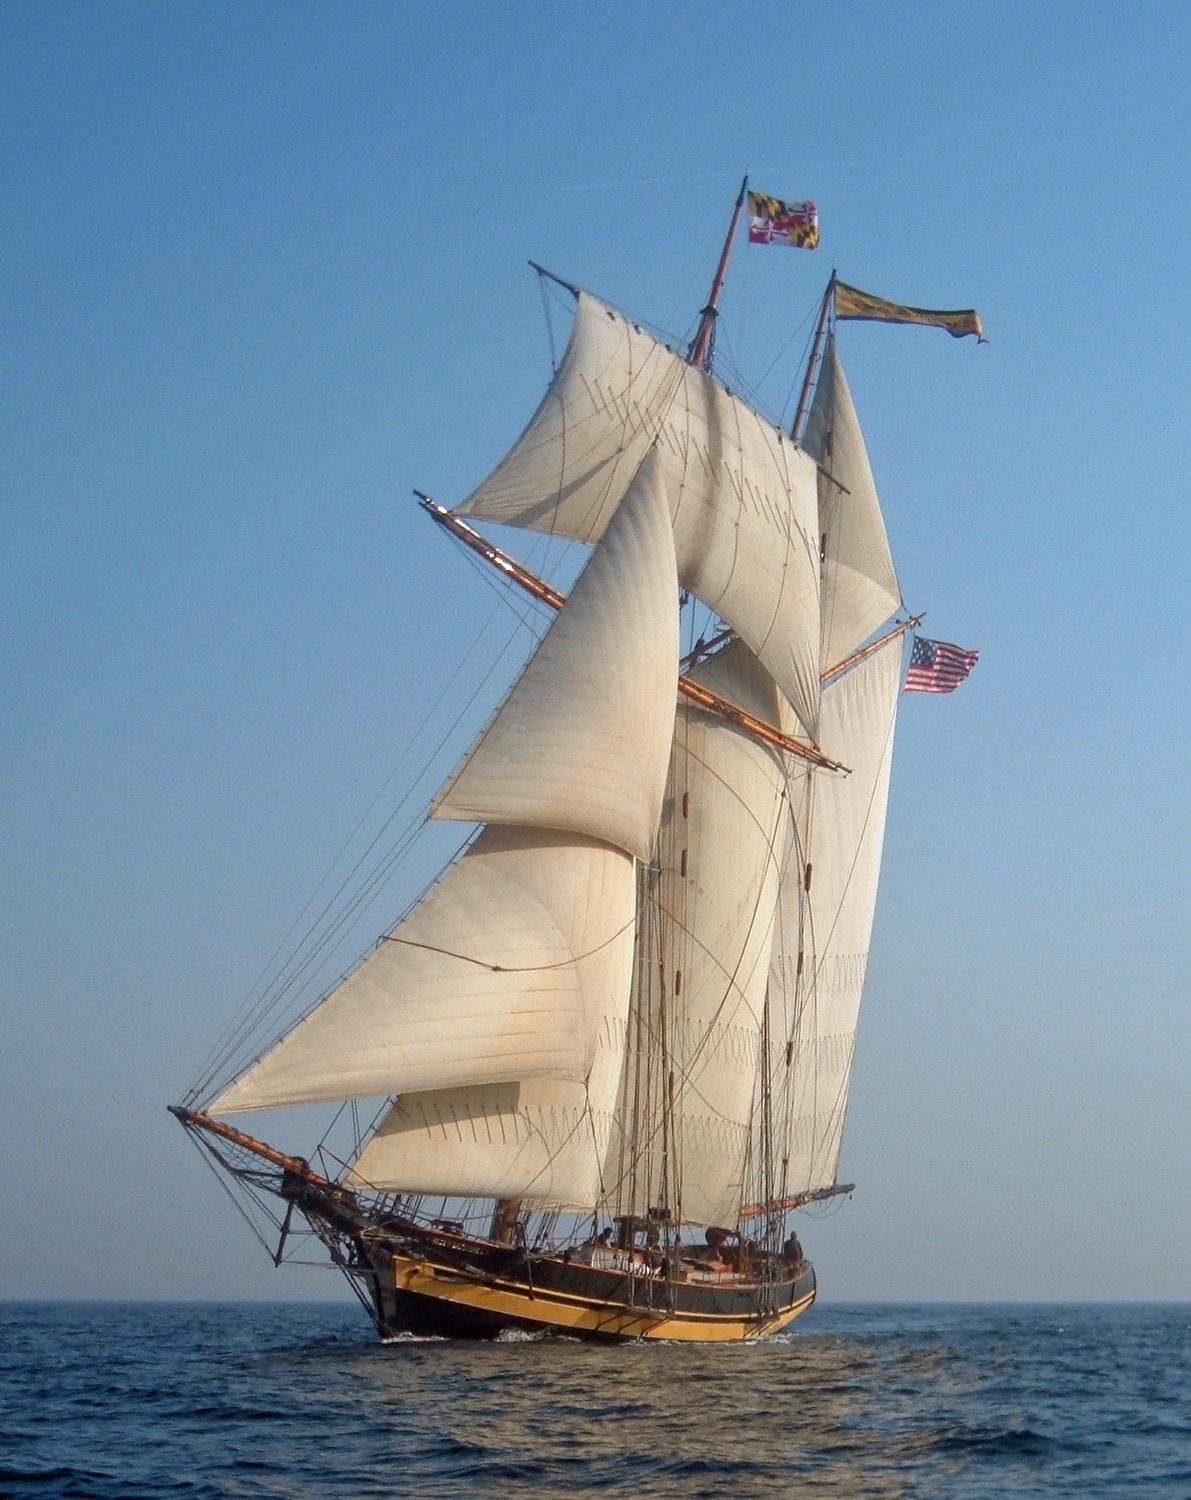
[
  {"left": 417, "top": 495, "right": 849, "bottom": 774},
  {"left": 415, "top": 493, "right": 565, "bottom": 609},
  {"left": 687, "top": 174, "right": 749, "bottom": 372},
  {"left": 528, "top": 261, "right": 581, "bottom": 300},
  {"left": 168, "top": 1104, "right": 344, "bottom": 1195},
  {"left": 821, "top": 614, "right": 923, "bottom": 685},
  {"left": 679, "top": 626, "right": 734, "bottom": 671},
  {"left": 676, "top": 676, "right": 845, "bottom": 768},
  {"left": 738, "top": 1181, "right": 855, "bottom": 1222},
  {"left": 682, "top": 611, "right": 914, "bottom": 689},
  {"left": 790, "top": 274, "right": 837, "bottom": 444}
]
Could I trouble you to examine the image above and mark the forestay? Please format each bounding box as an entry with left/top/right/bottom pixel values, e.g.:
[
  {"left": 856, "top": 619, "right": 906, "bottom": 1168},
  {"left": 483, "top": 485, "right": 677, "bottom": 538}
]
[{"left": 454, "top": 291, "right": 823, "bottom": 737}]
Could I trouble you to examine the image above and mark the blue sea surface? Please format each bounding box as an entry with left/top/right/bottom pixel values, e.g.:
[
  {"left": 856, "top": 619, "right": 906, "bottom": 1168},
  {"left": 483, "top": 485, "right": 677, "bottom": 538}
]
[{"left": 1, "top": 1301, "right": 1188, "bottom": 1497}]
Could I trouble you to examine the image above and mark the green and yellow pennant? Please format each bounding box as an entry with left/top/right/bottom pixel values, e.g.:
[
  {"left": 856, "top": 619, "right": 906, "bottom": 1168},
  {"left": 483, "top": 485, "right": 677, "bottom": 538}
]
[{"left": 835, "top": 280, "right": 984, "bottom": 341}]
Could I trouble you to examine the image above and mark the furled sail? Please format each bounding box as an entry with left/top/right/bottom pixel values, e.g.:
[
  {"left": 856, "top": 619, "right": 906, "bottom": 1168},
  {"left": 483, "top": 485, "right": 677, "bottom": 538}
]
[
  {"left": 765, "top": 635, "right": 902, "bottom": 1197},
  {"left": 604, "top": 642, "right": 790, "bottom": 1228},
  {"left": 209, "top": 826, "right": 636, "bottom": 1114},
  {"left": 454, "top": 291, "right": 823, "bottom": 736},
  {"left": 432, "top": 453, "right": 678, "bottom": 863},
  {"left": 802, "top": 338, "right": 901, "bottom": 671},
  {"left": 210, "top": 472, "right": 679, "bottom": 1120}
]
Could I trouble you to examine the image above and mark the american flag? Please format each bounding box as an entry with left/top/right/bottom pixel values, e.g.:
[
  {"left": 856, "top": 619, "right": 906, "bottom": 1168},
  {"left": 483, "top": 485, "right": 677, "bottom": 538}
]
[{"left": 904, "top": 635, "right": 980, "bottom": 694}]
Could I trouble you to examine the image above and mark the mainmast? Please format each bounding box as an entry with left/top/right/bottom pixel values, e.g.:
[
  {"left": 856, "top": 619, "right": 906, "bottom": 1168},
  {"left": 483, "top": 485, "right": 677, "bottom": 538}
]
[
  {"left": 686, "top": 174, "right": 749, "bottom": 372},
  {"left": 791, "top": 274, "right": 836, "bottom": 444}
]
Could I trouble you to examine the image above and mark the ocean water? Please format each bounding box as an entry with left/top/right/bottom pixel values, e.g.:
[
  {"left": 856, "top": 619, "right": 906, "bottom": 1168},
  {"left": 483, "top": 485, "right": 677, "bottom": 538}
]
[{"left": 1, "top": 1301, "right": 1188, "bottom": 1497}]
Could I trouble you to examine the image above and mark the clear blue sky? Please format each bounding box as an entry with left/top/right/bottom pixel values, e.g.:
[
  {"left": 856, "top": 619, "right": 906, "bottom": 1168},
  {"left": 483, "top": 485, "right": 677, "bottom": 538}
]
[{"left": 2, "top": 0, "right": 1187, "bottom": 1303}]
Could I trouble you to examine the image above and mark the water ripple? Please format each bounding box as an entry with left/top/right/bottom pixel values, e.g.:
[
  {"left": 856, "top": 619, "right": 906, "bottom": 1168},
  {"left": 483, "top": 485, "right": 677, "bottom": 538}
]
[{"left": 1, "top": 1302, "right": 1188, "bottom": 1497}]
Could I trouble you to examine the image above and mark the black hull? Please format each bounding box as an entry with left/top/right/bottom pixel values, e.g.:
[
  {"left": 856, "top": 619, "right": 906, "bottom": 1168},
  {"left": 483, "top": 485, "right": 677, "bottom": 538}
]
[{"left": 364, "top": 1227, "right": 817, "bottom": 1343}]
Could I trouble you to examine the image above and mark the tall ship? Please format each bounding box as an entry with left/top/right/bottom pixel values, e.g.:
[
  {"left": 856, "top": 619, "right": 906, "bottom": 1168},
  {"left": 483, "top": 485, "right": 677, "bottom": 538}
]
[{"left": 172, "top": 181, "right": 980, "bottom": 1341}]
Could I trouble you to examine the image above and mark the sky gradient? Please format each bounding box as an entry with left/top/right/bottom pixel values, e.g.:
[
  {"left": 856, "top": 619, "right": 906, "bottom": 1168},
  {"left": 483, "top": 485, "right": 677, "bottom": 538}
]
[{"left": 2, "top": 0, "right": 1188, "bottom": 1303}]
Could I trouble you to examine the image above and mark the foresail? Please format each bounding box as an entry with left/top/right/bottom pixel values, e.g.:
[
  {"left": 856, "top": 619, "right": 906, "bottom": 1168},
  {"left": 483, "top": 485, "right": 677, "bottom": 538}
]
[
  {"left": 766, "top": 636, "right": 902, "bottom": 1195},
  {"left": 604, "top": 642, "right": 790, "bottom": 1228},
  {"left": 209, "top": 827, "right": 635, "bottom": 1115},
  {"left": 432, "top": 452, "right": 678, "bottom": 862},
  {"left": 803, "top": 339, "right": 901, "bottom": 671},
  {"left": 454, "top": 291, "right": 823, "bottom": 736},
  {"left": 345, "top": 1068, "right": 621, "bottom": 1207}
]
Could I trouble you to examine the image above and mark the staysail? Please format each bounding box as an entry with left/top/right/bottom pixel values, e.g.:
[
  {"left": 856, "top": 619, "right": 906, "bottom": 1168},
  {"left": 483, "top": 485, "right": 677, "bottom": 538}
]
[
  {"left": 209, "top": 465, "right": 679, "bottom": 1128},
  {"left": 454, "top": 290, "right": 823, "bottom": 737},
  {"left": 210, "top": 826, "right": 637, "bottom": 1115}
]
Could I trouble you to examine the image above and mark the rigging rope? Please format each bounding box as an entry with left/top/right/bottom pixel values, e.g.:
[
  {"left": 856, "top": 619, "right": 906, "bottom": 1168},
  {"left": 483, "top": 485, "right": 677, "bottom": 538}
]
[{"left": 189, "top": 538, "right": 571, "bottom": 1104}]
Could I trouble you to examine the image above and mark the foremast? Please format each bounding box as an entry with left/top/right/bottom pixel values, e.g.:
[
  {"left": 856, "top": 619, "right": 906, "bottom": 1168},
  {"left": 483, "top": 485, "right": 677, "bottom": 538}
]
[{"left": 687, "top": 174, "right": 749, "bottom": 372}]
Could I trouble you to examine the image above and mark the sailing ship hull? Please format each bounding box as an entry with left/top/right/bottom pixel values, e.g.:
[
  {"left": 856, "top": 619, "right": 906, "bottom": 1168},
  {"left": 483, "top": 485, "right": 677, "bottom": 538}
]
[
  {"left": 172, "top": 1108, "right": 817, "bottom": 1344},
  {"left": 373, "top": 1244, "right": 817, "bottom": 1342}
]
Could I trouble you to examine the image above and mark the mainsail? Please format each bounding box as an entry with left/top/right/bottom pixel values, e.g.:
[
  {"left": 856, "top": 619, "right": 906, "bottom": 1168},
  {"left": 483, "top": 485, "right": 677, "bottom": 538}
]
[
  {"left": 454, "top": 291, "right": 823, "bottom": 738},
  {"left": 765, "top": 635, "right": 903, "bottom": 1199},
  {"left": 605, "top": 641, "right": 791, "bottom": 1229},
  {"left": 601, "top": 333, "right": 904, "bottom": 1229}
]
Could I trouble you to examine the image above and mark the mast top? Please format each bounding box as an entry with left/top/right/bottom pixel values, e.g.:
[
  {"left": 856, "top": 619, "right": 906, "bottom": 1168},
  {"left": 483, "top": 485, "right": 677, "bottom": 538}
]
[{"left": 687, "top": 174, "right": 749, "bottom": 373}]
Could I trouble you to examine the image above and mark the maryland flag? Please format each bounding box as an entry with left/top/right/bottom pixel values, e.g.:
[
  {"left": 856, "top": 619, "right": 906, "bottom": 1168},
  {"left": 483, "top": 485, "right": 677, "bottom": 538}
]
[
  {"left": 835, "top": 280, "right": 984, "bottom": 341},
  {"left": 748, "top": 191, "right": 819, "bottom": 249}
]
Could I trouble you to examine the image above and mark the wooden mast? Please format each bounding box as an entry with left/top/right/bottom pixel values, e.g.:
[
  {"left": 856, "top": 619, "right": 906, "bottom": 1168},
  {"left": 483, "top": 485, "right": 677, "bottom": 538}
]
[
  {"left": 791, "top": 274, "right": 837, "bottom": 444},
  {"left": 687, "top": 174, "right": 749, "bottom": 372},
  {"left": 416, "top": 494, "right": 848, "bottom": 774}
]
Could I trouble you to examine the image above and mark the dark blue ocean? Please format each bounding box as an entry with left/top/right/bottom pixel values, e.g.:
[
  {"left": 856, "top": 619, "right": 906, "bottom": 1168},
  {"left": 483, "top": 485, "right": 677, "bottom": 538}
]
[{"left": 1, "top": 1301, "right": 1188, "bottom": 1497}]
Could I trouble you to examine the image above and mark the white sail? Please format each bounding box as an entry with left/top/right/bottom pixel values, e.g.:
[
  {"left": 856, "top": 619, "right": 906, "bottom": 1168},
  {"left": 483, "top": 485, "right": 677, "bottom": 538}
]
[
  {"left": 766, "top": 636, "right": 902, "bottom": 1196},
  {"left": 455, "top": 291, "right": 823, "bottom": 737},
  {"left": 432, "top": 452, "right": 678, "bottom": 862},
  {"left": 345, "top": 1062, "right": 622, "bottom": 1206},
  {"left": 605, "top": 642, "right": 790, "bottom": 1228},
  {"left": 803, "top": 338, "right": 901, "bottom": 671},
  {"left": 211, "top": 463, "right": 680, "bottom": 1121},
  {"left": 210, "top": 827, "right": 636, "bottom": 1115}
]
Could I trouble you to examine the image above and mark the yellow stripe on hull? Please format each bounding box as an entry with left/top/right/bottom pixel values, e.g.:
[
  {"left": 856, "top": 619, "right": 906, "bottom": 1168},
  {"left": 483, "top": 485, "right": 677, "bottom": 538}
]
[{"left": 392, "top": 1254, "right": 815, "bottom": 1342}]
